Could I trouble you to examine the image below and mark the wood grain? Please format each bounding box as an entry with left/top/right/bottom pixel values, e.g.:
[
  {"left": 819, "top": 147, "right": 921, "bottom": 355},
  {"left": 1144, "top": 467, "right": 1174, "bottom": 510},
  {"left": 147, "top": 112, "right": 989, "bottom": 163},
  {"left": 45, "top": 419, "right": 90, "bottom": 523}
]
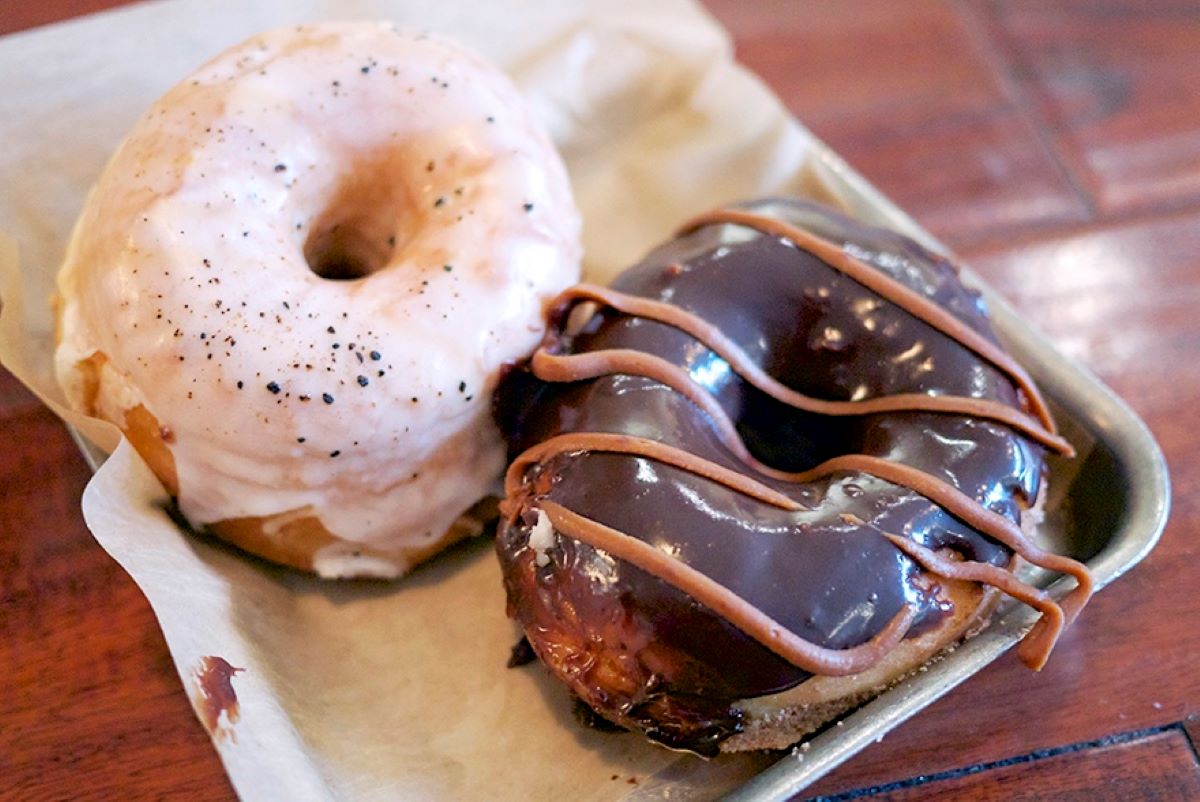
[
  {"left": 0, "top": 401, "right": 233, "bottom": 800},
  {"left": 1184, "top": 715, "right": 1200, "bottom": 756},
  {"left": 976, "top": 0, "right": 1200, "bottom": 216},
  {"left": 796, "top": 134, "right": 1200, "bottom": 802},
  {"left": 855, "top": 729, "right": 1200, "bottom": 802},
  {"left": 2, "top": 1, "right": 1199, "bottom": 800},
  {"left": 708, "top": 0, "right": 1091, "bottom": 251}
]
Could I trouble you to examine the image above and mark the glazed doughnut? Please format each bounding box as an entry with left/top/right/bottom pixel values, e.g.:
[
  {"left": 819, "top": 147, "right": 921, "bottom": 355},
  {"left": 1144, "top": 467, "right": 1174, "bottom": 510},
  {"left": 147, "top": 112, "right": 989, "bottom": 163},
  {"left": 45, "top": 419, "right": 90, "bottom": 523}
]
[
  {"left": 496, "top": 199, "right": 1093, "bottom": 754},
  {"left": 54, "top": 23, "right": 581, "bottom": 578}
]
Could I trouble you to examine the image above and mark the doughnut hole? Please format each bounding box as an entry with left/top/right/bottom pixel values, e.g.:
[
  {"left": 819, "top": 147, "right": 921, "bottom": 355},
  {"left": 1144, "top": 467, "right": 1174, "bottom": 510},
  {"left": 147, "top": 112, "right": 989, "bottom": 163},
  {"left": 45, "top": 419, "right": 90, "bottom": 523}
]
[{"left": 302, "top": 154, "right": 420, "bottom": 281}]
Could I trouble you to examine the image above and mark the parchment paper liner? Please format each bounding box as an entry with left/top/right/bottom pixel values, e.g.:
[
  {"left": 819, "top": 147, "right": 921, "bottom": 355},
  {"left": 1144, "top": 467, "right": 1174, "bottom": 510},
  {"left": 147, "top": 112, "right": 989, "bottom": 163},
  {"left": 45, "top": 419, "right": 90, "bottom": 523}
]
[{"left": 0, "top": 0, "right": 865, "bottom": 797}]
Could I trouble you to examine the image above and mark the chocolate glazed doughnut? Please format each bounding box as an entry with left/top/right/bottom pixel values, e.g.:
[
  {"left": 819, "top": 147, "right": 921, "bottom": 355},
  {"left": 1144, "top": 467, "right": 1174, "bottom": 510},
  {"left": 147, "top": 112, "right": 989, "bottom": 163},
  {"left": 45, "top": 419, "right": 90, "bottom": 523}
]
[{"left": 495, "top": 199, "right": 1093, "bottom": 755}]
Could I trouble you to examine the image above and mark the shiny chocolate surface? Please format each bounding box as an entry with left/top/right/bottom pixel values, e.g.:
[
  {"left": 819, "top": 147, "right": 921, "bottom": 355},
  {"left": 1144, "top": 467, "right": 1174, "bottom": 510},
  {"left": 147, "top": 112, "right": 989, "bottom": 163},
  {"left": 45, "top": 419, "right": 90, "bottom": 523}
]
[{"left": 496, "top": 199, "right": 1046, "bottom": 750}]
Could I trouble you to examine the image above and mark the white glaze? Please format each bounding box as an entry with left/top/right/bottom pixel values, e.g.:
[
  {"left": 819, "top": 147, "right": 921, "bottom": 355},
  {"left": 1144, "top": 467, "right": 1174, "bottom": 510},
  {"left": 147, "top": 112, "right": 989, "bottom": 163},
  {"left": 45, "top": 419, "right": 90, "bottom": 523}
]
[{"left": 55, "top": 23, "right": 581, "bottom": 576}]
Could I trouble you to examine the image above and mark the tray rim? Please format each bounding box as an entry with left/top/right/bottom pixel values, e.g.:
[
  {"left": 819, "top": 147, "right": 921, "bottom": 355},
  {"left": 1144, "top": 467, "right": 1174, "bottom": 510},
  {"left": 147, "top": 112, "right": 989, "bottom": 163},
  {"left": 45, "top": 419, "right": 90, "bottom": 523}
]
[
  {"left": 721, "top": 142, "right": 1172, "bottom": 801},
  {"left": 60, "top": 141, "right": 1172, "bottom": 799},
  {"left": 51, "top": 77, "right": 1170, "bottom": 802}
]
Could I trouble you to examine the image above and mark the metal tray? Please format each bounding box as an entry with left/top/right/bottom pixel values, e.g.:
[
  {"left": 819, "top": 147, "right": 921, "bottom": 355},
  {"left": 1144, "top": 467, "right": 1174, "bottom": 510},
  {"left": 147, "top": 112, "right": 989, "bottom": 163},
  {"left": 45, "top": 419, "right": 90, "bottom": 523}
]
[
  {"left": 714, "top": 147, "right": 1172, "bottom": 800},
  {"left": 61, "top": 138, "right": 1170, "bottom": 802}
]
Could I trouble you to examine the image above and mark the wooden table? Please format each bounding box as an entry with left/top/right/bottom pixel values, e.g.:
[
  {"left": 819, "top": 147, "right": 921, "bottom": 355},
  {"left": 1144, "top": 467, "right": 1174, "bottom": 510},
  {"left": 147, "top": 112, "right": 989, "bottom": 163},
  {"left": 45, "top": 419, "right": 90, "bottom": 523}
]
[{"left": 3, "top": 1, "right": 1198, "bottom": 799}]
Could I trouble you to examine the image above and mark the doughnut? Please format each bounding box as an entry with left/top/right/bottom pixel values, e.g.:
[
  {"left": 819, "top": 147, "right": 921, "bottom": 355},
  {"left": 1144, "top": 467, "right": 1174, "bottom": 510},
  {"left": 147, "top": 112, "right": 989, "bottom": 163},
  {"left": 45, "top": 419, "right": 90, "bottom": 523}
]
[
  {"left": 496, "top": 199, "right": 1093, "bottom": 754},
  {"left": 54, "top": 23, "right": 581, "bottom": 578}
]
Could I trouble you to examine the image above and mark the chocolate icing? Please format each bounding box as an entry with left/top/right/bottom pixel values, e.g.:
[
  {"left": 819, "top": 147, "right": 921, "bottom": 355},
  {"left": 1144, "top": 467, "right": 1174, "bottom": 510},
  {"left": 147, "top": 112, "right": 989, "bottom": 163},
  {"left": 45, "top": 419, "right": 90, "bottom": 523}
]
[
  {"left": 496, "top": 199, "right": 1092, "bottom": 754},
  {"left": 192, "top": 655, "right": 244, "bottom": 739}
]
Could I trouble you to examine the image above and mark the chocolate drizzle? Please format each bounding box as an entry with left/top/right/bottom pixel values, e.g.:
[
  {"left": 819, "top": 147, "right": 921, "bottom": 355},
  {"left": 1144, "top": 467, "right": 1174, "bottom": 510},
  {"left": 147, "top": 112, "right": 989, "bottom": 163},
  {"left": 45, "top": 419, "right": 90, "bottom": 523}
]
[
  {"left": 496, "top": 199, "right": 1094, "bottom": 750},
  {"left": 538, "top": 283, "right": 1072, "bottom": 455},
  {"left": 538, "top": 499, "right": 919, "bottom": 675},
  {"left": 506, "top": 432, "right": 801, "bottom": 511},
  {"left": 678, "top": 208, "right": 1061, "bottom": 436}
]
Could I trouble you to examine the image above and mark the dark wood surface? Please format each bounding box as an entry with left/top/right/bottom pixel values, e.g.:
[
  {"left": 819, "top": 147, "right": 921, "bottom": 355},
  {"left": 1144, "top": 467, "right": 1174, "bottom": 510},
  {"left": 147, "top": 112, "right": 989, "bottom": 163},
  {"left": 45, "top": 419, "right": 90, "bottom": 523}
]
[
  {"left": 875, "top": 729, "right": 1200, "bottom": 801},
  {"left": 2, "top": 1, "right": 1198, "bottom": 799}
]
